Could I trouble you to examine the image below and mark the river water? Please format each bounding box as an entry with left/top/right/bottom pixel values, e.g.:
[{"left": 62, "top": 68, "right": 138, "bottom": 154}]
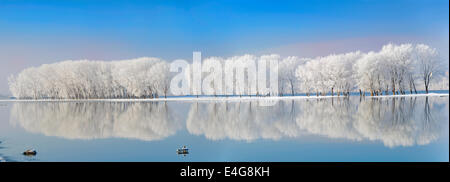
[{"left": 0, "top": 95, "right": 448, "bottom": 161}]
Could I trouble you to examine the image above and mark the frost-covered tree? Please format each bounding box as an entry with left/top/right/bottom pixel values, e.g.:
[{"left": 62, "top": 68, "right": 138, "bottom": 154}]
[
  {"left": 9, "top": 58, "right": 170, "bottom": 99},
  {"left": 413, "top": 44, "right": 441, "bottom": 93},
  {"left": 279, "top": 56, "right": 309, "bottom": 95},
  {"left": 354, "top": 51, "right": 385, "bottom": 96},
  {"left": 187, "top": 54, "right": 279, "bottom": 97},
  {"left": 378, "top": 43, "right": 414, "bottom": 95},
  {"left": 295, "top": 51, "right": 362, "bottom": 96},
  {"left": 354, "top": 43, "right": 442, "bottom": 96}
]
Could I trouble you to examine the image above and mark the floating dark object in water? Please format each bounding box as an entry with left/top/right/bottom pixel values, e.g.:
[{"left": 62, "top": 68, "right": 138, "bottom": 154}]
[
  {"left": 177, "top": 146, "right": 189, "bottom": 155},
  {"left": 23, "top": 149, "right": 37, "bottom": 156}
]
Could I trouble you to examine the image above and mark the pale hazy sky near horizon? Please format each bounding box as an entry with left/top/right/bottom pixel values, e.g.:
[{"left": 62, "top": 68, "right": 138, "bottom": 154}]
[{"left": 0, "top": 0, "right": 449, "bottom": 95}]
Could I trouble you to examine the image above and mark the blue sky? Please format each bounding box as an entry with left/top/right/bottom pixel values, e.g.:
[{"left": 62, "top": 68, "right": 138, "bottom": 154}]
[{"left": 0, "top": 0, "right": 448, "bottom": 94}]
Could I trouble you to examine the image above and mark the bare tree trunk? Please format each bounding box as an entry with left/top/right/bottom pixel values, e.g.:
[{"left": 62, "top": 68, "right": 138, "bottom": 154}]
[
  {"left": 424, "top": 73, "right": 431, "bottom": 94},
  {"left": 413, "top": 82, "right": 417, "bottom": 94},
  {"left": 290, "top": 80, "right": 295, "bottom": 96},
  {"left": 391, "top": 77, "right": 396, "bottom": 95}
]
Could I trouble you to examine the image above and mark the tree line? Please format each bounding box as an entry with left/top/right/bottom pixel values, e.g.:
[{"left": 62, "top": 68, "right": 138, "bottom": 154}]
[
  {"left": 9, "top": 58, "right": 171, "bottom": 99},
  {"left": 8, "top": 43, "right": 447, "bottom": 99}
]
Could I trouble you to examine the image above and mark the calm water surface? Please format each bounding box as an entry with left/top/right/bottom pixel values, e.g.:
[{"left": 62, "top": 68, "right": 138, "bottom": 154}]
[{"left": 0, "top": 96, "right": 448, "bottom": 162}]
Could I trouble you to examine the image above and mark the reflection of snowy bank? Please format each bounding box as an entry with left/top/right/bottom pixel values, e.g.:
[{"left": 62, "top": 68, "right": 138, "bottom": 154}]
[
  {"left": 10, "top": 102, "right": 181, "bottom": 141},
  {"left": 186, "top": 97, "right": 448, "bottom": 147},
  {"left": 2, "top": 93, "right": 447, "bottom": 102}
]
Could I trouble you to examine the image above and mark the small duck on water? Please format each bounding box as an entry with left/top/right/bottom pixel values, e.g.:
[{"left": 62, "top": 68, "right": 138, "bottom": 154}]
[
  {"left": 23, "top": 149, "right": 37, "bottom": 156},
  {"left": 177, "top": 146, "right": 189, "bottom": 155}
]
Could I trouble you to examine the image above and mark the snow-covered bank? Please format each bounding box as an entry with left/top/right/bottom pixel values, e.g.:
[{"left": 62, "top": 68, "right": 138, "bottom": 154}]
[
  {"left": 368, "top": 93, "right": 449, "bottom": 98},
  {"left": 0, "top": 93, "right": 447, "bottom": 102}
]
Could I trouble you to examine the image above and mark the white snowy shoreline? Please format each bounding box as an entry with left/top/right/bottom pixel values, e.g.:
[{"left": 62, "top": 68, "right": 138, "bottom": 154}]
[{"left": 0, "top": 93, "right": 448, "bottom": 102}]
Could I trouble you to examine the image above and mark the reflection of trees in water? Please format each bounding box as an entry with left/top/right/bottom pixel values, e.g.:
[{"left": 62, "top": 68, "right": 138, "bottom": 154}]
[
  {"left": 0, "top": 142, "right": 5, "bottom": 162},
  {"left": 8, "top": 97, "right": 448, "bottom": 147},
  {"left": 186, "top": 98, "right": 362, "bottom": 141},
  {"left": 186, "top": 97, "right": 448, "bottom": 147},
  {"left": 10, "top": 102, "right": 181, "bottom": 141},
  {"left": 186, "top": 100, "right": 303, "bottom": 141},
  {"left": 0, "top": 141, "right": 15, "bottom": 162},
  {"left": 354, "top": 97, "right": 447, "bottom": 147},
  {"left": 296, "top": 97, "right": 361, "bottom": 140},
  {"left": 418, "top": 97, "right": 445, "bottom": 145}
]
